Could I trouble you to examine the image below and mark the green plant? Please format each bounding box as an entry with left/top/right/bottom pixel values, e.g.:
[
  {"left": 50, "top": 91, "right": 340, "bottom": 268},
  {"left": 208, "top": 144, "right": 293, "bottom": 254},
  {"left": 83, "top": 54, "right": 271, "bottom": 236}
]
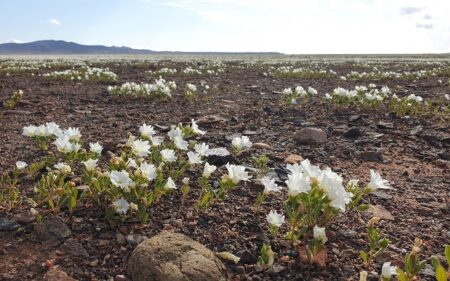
[
  {"left": 257, "top": 243, "right": 275, "bottom": 270},
  {"left": 359, "top": 217, "right": 390, "bottom": 269},
  {"left": 396, "top": 238, "right": 427, "bottom": 281},
  {"left": 431, "top": 245, "right": 450, "bottom": 281},
  {"left": 4, "top": 90, "right": 23, "bottom": 109}
]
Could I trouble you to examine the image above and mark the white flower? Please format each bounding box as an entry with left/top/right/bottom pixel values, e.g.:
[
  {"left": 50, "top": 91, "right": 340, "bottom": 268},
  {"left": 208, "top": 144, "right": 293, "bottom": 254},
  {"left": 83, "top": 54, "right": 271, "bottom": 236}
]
[
  {"left": 127, "top": 158, "right": 138, "bottom": 169},
  {"left": 164, "top": 177, "right": 177, "bottom": 189},
  {"left": 300, "top": 159, "right": 322, "bottom": 179},
  {"left": 266, "top": 210, "right": 285, "bottom": 228},
  {"left": 53, "top": 135, "right": 80, "bottom": 153},
  {"left": 225, "top": 163, "right": 252, "bottom": 184},
  {"left": 381, "top": 262, "right": 397, "bottom": 279},
  {"left": 202, "top": 162, "right": 217, "bottom": 178},
  {"left": 260, "top": 176, "right": 282, "bottom": 194},
  {"left": 15, "top": 161, "right": 28, "bottom": 169},
  {"left": 54, "top": 162, "right": 71, "bottom": 174},
  {"left": 232, "top": 136, "right": 252, "bottom": 150},
  {"left": 194, "top": 143, "right": 210, "bottom": 156},
  {"left": 191, "top": 119, "right": 206, "bottom": 135},
  {"left": 173, "top": 135, "right": 189, "bottom": 150},
  {"left": 82, "top": 159, "right": 98, "bottom": 171},
  {"left": 131, "top": 139, "right": 150, "bottom": 157},
  {"left": 63, "top": 127, "right": 81, "bottom": 141},
  {"left": 445, "top": 94, "right": 450, "bottom": 101},
  {"left": 168, "top": 126, "right": 183, "bottom": 140},
  {"left": 161, "top": 149, "right": 177, "bottom": 162},
  {"left": 139, "top": 123, "right": 156, "bottom": 138},
  {"left": 113, "top": 198, "right": 130, "bottom": 215},
  {"left": 23, "top": 125, "right": 38, "bottom": 137},
  {"left": 286, "top": 171, "right": 311, "bottom": 196},
  {"left": 89, "top": 142, "right": 103, "bottom": 155},
  {"left": 139, "top": 162, "right": 156, "bottom": 181},
  {"left": 318, "top": 168, "right": 353, "bottom": 212},
  {"left": 109, "top": 170, "right": 133, "bottom": 190},
  {"left": 367, "top": 169, "right": 391, "bottom": 191},
  {"left": 187, "top": 151, "right": 202, "bottom": 165},
  {"left": 308, "top": 87, "right": 318, "bottom": 95},
  {"left": 150, "top": 136, "right": 164, "bottom": 147},
  {"left": 313, "top": 225, "right": 328, "bottom": 243}
]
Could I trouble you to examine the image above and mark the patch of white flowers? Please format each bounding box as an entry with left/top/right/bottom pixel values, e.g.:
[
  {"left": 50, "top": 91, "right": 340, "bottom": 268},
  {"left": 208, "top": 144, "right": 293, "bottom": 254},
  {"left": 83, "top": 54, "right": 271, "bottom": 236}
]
[{"left": 107, "top": 77, "right": 176, "bottom": 98}]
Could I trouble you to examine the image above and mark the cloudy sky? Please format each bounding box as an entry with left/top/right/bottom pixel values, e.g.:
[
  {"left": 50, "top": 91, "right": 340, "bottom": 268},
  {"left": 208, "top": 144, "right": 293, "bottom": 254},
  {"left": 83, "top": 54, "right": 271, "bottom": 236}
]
[{"left": 0, "top": 0, "right": 449, "bottom": 53}]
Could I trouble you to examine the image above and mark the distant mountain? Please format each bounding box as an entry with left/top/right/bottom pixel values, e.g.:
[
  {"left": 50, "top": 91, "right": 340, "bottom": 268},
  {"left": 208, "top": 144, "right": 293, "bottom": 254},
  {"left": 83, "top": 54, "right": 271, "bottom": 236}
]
[
  {"left": 0, "top": 40, "right": 283, "bottom": 55},
  {"left": 0, "top": 40, "right": 155, "bottom": 54}
]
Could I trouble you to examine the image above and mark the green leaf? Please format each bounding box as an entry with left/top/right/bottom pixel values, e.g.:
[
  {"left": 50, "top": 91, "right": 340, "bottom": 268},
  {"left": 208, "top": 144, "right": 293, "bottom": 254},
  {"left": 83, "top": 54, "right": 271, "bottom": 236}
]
[
  {"left": 396, "top": 268, "right": 406, "bottom": 281},
  {"left": 445, "top": 245, "right": 450, "bottom": 266},
  {"left": 435, "top": 264, "right": 447, "bottom": 281},
  {"left": 359, "top": 251, "right": 368, "bottom": 263},
  {"left": 432, "top": 256, "right": 442, "bottom": 269}
]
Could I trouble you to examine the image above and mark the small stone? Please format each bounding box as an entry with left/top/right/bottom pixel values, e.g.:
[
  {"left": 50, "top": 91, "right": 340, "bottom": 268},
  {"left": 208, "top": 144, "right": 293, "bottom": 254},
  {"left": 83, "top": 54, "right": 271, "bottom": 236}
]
[
  {"left": 366, "top": 205, "right": 394, "bottom": 221},
  {"left": 284, "top": 154, "right": 303, "bottom": 164},
  {"left": 116, "top": 233, "right": 126, "bottom": 245},
  {"left": 294, "top": 128, "right": 327, "bottom": 145},
  {"left": 377, "top": 122, "right": 394, "bottom": 129},
  {"left": 89, "top": 259, "right": 99, "bottom": 267},
  {"left": 35, "top": 216, "right": 71, "bottom": 241},
  {"left": 43, "top": 267, "right": 76, "bottom": 281},
  {"left": 238, "top": 250, "right": 257, "bottom": 264},
  {"left": 252, "top": 142, "right": 272, "bottom": 150},
  {"left": 243, "top": 130, "right": 259, "bottom": 135},
  {"left": 172, "top": 219, "right": 183, "bottom": 228},
  {"left": 343, "top": 127, "right": 362, "bottom": 138},
  {"left": 115, "top": 275, "right": 128, "bottom": 281},
  {"left": 0, "top": 219, "right": 19, "bottom": 231},
  {"left": 433, "top": 159, "right": 448, "bottom": 168},
  {"left": 235, "top": 265, "right": 245, "bottom": 274},
  {"left": 358, "top": 151, "right": 384, "bottom": 162},
  {"left": 126, "top": 234, "right": 147, "bottom": 247},
  {"left": 60, "top": 238, "right": 88, "bottom": 257},
  {"left": 13, "top": 212, "right": 35, "bottom": 224}
]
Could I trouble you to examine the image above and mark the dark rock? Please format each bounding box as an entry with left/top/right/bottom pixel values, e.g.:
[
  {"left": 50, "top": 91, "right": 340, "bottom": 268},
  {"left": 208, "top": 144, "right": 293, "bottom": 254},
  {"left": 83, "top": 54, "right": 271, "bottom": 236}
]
[
  {"left": 349, "top": 115, "right": 362, "bottom": 122},
  {"left": 343, "top": 127, "right": 362, "bottom": 138},
  {"left": 34, "top": 215, "right": 71, "bottom": 241},
  {"left": 423, "top": 135, "right": 441, "bottom": 148},
  {"left": 294, "top": 128, "right": 327, "bottom": 145},
  {"left": 207, "top": 154, "right": 233, "bottom": 167},
  {"left": 13, "top": 212, "right": 35, "bottom": 224},
  {"left": 0, "top": 219, "right": 19, "bottom": 231},
  {"left": 60, "top": 238, "right": 88, "bottom": 257},
  {"left": 358, "top": 151, "right": 384, "bottom": 162},
  {"left": 438, "top": 152, "right": 450, "bottom": 161},
  {"left": 238, "top": 250, "right": 258, "bottom": 264}
]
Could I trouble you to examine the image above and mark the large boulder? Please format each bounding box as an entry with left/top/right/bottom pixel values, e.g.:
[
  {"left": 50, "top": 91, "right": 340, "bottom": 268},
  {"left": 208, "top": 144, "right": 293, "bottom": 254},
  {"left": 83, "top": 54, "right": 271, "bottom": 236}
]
[
  {"left": 128, "top": 231, "right": 226, "bottom": 281},
  {"left": 294, "top": 128, "right": 327, "bottom": 145}
]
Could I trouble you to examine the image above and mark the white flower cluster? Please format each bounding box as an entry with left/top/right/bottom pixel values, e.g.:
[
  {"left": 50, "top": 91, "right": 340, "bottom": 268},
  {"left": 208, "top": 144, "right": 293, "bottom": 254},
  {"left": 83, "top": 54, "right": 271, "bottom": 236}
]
[
  {"left": 147, "top": 67, "right": 177, "bottom": 75},
  {"left": 282, "top": 85, "right": 318, "bottom": 104},
  {"left": 43, "top": 66, "right": 117, "bottom": 81},
  {"left": 107, "top": 77, "right": 176, "bottom": 98}
]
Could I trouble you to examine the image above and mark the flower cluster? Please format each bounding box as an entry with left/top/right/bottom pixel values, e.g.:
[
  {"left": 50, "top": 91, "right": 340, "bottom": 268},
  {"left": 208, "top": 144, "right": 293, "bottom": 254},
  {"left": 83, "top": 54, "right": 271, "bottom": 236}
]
[
  {"left": 281, "top": 86, "right": 318, "bottom": 105},
  {"left": 107, "top": 77, "right": 176, "bottom": 99},
  {"left": 43, "top": 66, "right": 117, "bottom": 81}
]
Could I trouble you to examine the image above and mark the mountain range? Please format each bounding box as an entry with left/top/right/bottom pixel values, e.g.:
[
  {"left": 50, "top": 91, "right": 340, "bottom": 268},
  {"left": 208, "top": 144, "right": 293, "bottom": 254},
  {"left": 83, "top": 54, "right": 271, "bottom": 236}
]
[{"left": 0, "top": 40, "right": 282, "bottom": 55}]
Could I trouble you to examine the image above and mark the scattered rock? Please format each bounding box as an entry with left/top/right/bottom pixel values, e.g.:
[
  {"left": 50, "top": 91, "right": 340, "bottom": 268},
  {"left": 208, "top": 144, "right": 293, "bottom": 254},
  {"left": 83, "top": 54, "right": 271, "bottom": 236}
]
[
  {"left": 343, "top": 127, "right": 362, "bottom": 138},
  {"left": 252, "top": 142, "right": 272, "bottom": 150},
  {"left": 115, "top": 275, "right": 128, "bottom": 281},
  {"left": 116, "top": 233, "right": 126, "bottom": 245},
  {"left": 126, "top": 234, "right": 147, "bottom": 247},
  {"left": 35, "top": 215, "right": 71, "bottom": 241},
  {"left": 349, "top": 115, "right": 362, "bottom": 122},
  {"left": 433, "top": 159, "right": 448, "bottom": 168},
  {"left": 377, "top": 122, "right": 394, "bottom": 129},
  {"left": 43, "top": 267, "right": 76, "bottom": 281},
  {"left": 0, "top": 218, "right": 19, "bottom": 231},
  {"left": 60, "top": 238, "right": 88, "bottom": 258},
  {"left": 410, "top": 125, "right": 423, "bottom": 135},
  {"left": 423, "top": 135, "right": 441, "bottom": 148},
  {"left": 128, "top": 231, "right": 226, "bottom": 281},
  {"left": 438, "top": 152, "right": 450, "bottom": 161},
  {"left": 366, "top": 205, "right": 394, "bottom": 221},
  {"left": 238, "top": 250, "right": 258, "bottom": 264},
  {"left": 196, "top": 114, "right": 229, "bottom": 124},
  {"left": 358, "top": 151, "right": 384, "bottom": 162},
  {"left": 242, "top": 130, "right": 259, "bottom": 135},
  {"left": 284, "top": 154, "right": 303, "bottom": 164},
  {"left": 294, "top": 128, "right": 327, "bottom": 145},
  {"left": 13, "top": 212, "right": 35, "bottom": 224}
]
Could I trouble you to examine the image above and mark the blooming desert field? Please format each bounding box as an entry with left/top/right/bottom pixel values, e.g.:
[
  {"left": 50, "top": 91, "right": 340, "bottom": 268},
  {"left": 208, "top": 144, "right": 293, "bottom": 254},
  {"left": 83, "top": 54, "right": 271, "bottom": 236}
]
[{"left": 0, "top": 55, "right": 449, "bottom": 281}]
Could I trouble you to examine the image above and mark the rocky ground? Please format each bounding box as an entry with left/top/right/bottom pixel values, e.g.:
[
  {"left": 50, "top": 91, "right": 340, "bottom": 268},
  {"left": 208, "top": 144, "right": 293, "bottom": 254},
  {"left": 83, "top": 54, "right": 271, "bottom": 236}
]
[{"left": 0, "top": 59, "right": 449, "bottom": 281}]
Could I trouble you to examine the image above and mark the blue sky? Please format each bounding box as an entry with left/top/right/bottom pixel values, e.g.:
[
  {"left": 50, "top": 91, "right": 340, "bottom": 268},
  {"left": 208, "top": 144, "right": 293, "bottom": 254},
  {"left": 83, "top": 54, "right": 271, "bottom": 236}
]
[{"left": 1, "top": 0, "right": 449, "bottom": 53}]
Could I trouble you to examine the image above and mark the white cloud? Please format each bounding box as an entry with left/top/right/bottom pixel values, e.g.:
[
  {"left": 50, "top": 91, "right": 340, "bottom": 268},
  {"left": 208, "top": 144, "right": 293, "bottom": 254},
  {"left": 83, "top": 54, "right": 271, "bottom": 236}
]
[
  {"left": 49, "top": 18, "right": 61, "bottom": 25},
  {"left": 7, "top": 39, "right": 24, "bottom": 43},
  {"left": 416, "top": 23, "right": 434, "bottom": 29},
  {"left": 399, "top": 6, "right": 423, "bottom": 15}
]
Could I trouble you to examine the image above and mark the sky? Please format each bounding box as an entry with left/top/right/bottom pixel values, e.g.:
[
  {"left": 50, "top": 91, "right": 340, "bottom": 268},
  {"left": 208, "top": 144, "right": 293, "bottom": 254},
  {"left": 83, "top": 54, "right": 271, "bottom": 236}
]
[{"left": 0, "top": 0, "right": 449, "bottom": 54}]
